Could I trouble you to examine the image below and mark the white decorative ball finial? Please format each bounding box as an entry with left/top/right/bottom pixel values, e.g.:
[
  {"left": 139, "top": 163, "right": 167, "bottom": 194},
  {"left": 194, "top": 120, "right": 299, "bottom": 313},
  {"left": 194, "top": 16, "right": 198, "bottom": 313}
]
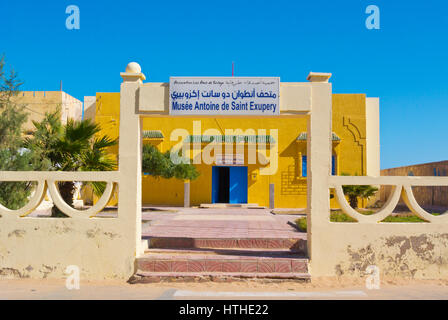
[
  {"left": 121, "top": 61, "right": 146, "bottom": 82},
  {"left": 125, "top": 62, "right": 142, "bottom": 74}
]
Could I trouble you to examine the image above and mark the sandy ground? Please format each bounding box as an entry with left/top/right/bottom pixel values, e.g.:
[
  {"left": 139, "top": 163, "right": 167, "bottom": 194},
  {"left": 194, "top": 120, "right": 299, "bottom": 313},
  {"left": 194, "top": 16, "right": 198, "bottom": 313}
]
[{"left": 1, "top": 277, "right": 448, "bottom": 300}]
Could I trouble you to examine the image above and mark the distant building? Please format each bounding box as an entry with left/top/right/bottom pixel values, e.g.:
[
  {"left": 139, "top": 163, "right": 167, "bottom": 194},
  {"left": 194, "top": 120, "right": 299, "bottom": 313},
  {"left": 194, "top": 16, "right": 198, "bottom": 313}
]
[
  {"left": 381, "top": 160, "right": 448, "bottom": 209},
  {"left": 14, "top": 91, "right": 83, "bottom": 133}
]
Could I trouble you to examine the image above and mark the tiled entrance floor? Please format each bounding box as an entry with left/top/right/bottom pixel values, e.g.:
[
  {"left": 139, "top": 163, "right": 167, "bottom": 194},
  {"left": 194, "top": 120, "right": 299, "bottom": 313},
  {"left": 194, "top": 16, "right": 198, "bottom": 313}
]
[{"left": 142, "top": 207, "right": 306, "bottom": 239}]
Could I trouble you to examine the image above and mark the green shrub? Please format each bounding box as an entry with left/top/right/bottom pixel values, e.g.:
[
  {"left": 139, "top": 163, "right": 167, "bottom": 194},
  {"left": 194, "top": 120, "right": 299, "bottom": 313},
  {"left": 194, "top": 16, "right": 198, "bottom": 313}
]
[
  {"left": 142, "top": 144, "right": 199, "bottom": 181},
  {"left": 295, "top": 217, "right": 307, "bottom": 232}
]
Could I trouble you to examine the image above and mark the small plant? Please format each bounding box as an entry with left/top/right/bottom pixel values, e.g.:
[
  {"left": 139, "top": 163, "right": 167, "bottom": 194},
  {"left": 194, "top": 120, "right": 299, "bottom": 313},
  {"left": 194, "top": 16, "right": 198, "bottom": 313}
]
[
  {"left": 341, "top": 173, "right": 378, "bottom": 209},
  {"left": 295, "top": 217, "right": 307, "bottom": 232}
]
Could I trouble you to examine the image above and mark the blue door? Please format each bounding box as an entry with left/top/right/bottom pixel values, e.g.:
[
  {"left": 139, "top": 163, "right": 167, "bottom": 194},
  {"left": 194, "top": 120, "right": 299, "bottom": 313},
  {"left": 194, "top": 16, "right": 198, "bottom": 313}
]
[
  {"left": 229, "top": 166, "right": 248, "bottom": 203},
  {"left": 212, "top": 166, "right": 247, "bottom": 203}
]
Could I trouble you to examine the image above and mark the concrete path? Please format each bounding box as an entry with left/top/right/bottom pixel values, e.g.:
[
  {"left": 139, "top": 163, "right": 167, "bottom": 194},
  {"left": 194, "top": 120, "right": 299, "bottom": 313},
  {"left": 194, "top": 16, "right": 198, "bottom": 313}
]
[{"left": 142, "top": 207, "right": 305, "bottom": 239}]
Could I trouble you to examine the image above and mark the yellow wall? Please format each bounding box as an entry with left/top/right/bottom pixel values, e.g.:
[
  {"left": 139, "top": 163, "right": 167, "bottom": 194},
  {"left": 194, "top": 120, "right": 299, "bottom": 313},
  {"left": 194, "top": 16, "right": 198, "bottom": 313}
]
[
  {"left": 83, "top": 93, "right": 120, "bottom": 205},
  {"left": 92, "top": 92, "right": 368, "bottom": 208},
  {"left": 333, "top": 94, "right": 367, "bottom": 176}
]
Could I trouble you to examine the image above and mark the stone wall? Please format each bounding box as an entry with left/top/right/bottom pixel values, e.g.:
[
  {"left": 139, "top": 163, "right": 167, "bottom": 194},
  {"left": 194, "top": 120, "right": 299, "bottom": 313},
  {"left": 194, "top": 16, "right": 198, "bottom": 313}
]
[{"left": 381, "top": 161, "right": 448, "bottom": 209}]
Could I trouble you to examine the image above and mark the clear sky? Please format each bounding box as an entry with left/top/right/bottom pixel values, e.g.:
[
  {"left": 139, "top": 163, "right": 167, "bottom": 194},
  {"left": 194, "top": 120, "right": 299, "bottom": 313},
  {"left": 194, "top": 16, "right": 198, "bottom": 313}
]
[{"left": 1, "top": 0, "right": 447, "bottom": 169}]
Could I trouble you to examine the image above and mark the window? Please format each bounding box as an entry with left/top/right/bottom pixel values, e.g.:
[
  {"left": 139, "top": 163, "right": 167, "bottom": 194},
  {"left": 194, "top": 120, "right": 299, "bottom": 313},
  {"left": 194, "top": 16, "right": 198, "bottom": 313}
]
[
  {"left": 302, "top": 155, "right": 307, "bottom": 177},
  {"left": 332, "top": 155, "right": 336, "bottom": 175},
  {"left": 301, "top": 155, "right": 336, "bottom": 177}
]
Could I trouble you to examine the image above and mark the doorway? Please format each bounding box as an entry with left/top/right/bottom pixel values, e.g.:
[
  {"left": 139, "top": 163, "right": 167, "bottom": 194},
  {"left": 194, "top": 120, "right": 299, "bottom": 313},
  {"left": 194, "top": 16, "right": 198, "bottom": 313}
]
[
  {"left": 214, "top": 167, "right": 230, "bottom": 203},
  {"left": 212, "top": 166, "right": 248, "bottom": 204}
]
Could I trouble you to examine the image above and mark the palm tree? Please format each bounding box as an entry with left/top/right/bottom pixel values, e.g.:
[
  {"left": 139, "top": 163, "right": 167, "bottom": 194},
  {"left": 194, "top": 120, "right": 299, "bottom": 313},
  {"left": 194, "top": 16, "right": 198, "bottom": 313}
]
[
  {"left": 26, "top": 108, "right": 117, "bottom": 217},
  {"left": 341, "top": 173, "right": 378, "bottom": 209}
]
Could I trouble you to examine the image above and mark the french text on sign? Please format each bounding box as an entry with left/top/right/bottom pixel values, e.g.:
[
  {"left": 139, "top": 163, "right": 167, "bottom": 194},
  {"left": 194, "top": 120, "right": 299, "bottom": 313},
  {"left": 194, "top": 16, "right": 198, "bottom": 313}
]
[{"left": 169, "top": 77, "right": 280, "bottom": 116}]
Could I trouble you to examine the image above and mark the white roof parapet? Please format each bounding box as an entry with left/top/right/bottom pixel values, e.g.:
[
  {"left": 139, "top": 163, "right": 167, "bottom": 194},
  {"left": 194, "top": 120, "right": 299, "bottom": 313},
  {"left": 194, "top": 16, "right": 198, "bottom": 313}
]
[
  {"left": 307, "top": 72, "right": 332, "bottom": 83},
  {"left": 120, "top": 62, "right": 146, "bottom": 83}
]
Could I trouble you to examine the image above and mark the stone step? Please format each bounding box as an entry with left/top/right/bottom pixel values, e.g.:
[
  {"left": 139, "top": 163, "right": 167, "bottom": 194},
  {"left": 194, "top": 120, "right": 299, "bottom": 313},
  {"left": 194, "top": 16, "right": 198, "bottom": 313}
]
[
  {"left": 143, "top": 248, "right": 307, "bottom": 257},
  {"left": 129, "top": 271, "right": 311, "bottom": 283},
  {"left": 146, "top": 236, "right": 307, "bottom": 253},
  {"left": 136, "top": 250, "right": 309, "bottom": 274}
]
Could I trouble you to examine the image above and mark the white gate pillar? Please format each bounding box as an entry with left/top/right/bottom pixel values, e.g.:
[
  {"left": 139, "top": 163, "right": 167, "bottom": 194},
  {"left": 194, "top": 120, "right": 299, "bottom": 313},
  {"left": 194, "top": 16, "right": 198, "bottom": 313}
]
[
  {"left": 118, "top": 63, "right": 145, "bottom": 256},
  {"left": 306, "top": 74, "right": 333, "bottom": 269}
]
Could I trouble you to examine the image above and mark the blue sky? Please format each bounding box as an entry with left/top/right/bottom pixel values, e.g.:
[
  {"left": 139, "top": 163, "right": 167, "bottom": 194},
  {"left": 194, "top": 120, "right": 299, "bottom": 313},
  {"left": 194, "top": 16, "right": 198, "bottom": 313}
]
[{"left": 1, "top": 0, "right": 447, "bottom": 169}]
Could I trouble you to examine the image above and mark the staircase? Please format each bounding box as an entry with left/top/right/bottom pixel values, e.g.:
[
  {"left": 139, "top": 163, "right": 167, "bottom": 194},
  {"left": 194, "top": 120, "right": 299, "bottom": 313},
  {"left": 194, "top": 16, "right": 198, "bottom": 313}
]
[{"left": 130, "top": 235, "right": 310, "bottom": 283}]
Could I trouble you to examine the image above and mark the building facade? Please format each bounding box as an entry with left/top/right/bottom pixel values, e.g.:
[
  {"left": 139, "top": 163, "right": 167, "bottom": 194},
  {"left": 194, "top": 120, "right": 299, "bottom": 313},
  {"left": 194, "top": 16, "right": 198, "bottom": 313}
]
[
  {"left": 15, "top": 91, "right": 83, "bottom": 133},
  {"left": 85, "top": 84, "right": 380, "bottom": 208}
]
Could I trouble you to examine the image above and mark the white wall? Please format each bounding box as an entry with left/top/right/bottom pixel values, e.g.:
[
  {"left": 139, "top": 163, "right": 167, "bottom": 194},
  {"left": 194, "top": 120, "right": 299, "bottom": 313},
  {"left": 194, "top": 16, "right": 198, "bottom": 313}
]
[{"left": 83, "top": 96, "right": 96, "bottom": 121}]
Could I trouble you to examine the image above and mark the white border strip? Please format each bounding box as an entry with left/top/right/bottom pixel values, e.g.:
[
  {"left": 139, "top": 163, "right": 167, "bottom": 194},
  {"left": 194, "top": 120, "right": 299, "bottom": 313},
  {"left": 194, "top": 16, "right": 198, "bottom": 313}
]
[{"left": 174, "top": 290, "right": 367, "bottom": 298}]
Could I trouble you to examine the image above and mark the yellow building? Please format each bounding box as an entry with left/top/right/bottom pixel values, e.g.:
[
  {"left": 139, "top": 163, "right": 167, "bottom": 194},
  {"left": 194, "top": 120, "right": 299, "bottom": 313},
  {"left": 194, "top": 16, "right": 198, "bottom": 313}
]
[
  {"left": 14, "top": 91, "right": 83, "bottom": 133},
  {"left": 85, "top": 88, "right": 380, "bottom": 209}
]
